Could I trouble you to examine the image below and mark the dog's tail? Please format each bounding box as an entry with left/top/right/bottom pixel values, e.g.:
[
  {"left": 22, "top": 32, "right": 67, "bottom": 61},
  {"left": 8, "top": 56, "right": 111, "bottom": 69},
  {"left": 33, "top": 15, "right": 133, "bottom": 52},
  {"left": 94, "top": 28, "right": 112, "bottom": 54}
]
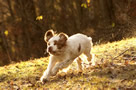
[
  {"left": 88, "top": 37, "right": 92, "bottom": 41},
  {"left": 88, "top": 37, "right": 93, "bottom": 47}
]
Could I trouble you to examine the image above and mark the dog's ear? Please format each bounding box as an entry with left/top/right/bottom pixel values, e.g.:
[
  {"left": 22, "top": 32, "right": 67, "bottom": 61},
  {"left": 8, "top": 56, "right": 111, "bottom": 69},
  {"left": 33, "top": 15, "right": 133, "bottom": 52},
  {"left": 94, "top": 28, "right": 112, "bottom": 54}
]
[
  {"left": 44, "top": 29, "right": 54, "bottom": 42},
  {"left": 58, "top": 33, "right": 68, "bottom": 44}
]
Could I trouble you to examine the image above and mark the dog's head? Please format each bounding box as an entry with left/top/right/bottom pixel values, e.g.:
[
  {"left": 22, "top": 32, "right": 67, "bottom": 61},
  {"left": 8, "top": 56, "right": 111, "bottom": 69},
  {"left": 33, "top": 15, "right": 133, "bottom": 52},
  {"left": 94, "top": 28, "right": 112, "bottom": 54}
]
[{"left": 44, "top": 30, "right": 68, "bottom": 55}]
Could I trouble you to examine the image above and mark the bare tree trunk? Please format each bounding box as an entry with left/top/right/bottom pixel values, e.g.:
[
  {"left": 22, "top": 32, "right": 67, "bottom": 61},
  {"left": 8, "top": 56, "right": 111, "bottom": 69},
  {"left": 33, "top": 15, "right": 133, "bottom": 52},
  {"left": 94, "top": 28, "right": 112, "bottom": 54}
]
[
  {"left": 93, "top": 0, "right": 115, "bottom": 29},
  {"left": 0, "top": 10, "right": 12, "bottom": 64},
  {"left": 12, "top": 0, "right": 37, "bottom": 60}
]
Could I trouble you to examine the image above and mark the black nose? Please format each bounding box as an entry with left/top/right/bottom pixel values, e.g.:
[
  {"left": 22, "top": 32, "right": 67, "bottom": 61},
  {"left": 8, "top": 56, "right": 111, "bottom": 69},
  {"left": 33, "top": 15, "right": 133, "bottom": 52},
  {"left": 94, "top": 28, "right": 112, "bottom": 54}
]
[{"left": 48, "top": 46, "right": 53, "bottom": 52}]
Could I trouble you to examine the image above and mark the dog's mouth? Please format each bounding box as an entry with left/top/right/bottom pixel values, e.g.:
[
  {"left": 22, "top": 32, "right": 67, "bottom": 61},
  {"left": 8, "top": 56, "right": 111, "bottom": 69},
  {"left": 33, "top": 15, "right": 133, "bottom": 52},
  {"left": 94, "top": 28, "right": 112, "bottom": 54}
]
[
  {"left": 50, "top": 51, "right": 56, "bottom": 54},
  {"left": 47, "top": 50, "right": 58, "bottom": 55},
  {"left": 49, "top": 50, "right": 62, "bottom": 56},
  {"left": 47, "top": 49, "right": 56, "bottom": 54}
]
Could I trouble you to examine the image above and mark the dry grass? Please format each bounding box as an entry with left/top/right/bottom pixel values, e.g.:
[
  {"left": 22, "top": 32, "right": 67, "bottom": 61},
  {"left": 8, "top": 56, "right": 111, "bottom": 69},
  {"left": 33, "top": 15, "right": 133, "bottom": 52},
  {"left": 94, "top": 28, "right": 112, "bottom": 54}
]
[{"left": 0, "top": 37, "right": 136, "bottom": 90}]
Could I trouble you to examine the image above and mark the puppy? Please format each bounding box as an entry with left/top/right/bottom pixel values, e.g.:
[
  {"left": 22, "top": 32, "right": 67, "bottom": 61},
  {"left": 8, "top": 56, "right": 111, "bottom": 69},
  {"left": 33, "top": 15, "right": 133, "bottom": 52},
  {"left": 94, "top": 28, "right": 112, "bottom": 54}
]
[{"left": 40, "top": 30, "right": 93, "bottom": 83}]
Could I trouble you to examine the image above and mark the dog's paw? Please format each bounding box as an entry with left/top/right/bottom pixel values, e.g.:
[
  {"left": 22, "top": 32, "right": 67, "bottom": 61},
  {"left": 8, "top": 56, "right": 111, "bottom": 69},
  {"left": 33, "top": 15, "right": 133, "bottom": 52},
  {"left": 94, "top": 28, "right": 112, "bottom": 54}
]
[
  {"left": 42, "top": 79, "right": 48, "bottom": 84},
  {"left": 37, "top": 80, "right": 45, "bottom": 85},
  {"left": 40, "top": 76, "right": 48, "bottom": 84}
]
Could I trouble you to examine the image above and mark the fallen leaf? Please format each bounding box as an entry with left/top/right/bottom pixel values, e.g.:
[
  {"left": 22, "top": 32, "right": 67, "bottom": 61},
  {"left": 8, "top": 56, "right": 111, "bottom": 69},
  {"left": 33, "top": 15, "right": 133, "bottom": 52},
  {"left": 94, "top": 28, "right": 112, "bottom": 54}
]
[{"left": 124, "top": 60, "right": 129, "bottom": 65}]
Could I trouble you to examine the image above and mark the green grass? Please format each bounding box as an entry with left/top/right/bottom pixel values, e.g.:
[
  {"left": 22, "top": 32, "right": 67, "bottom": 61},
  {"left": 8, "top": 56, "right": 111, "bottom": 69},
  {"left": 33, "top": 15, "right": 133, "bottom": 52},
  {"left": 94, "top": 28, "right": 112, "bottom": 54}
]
[{"left": 0, "top": 37, "right": 136, "bottom": 89}]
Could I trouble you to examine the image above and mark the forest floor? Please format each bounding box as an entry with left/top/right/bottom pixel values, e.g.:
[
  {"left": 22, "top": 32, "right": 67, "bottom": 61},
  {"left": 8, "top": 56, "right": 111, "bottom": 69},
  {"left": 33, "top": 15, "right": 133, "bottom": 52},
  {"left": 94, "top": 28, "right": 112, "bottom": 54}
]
[{"left": 0, "top": 37, "right": 136, "bottom": 90}]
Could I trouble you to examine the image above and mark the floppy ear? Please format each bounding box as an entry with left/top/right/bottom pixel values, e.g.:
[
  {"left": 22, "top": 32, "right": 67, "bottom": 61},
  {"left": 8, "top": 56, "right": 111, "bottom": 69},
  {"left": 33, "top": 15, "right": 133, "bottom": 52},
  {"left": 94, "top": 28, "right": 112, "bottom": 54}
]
[
  {"left": 44, "top": 29, "right": 54, "bottom": 42},
  {"left": 58, "top": 33, "right": 68, "bottom": 44}
]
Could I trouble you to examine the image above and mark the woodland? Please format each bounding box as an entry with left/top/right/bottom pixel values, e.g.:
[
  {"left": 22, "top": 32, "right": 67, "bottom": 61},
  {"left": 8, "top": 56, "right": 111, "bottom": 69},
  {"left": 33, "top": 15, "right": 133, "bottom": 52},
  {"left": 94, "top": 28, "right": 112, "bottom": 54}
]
[{"left": 0, "top": 0, "right": 136, "bottom": 67}]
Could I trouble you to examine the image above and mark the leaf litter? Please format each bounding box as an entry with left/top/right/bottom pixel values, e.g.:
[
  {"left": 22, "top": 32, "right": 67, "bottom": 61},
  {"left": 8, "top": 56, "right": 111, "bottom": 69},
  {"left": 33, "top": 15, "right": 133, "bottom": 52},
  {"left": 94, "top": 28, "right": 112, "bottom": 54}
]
[{"left": 0, "top": 37, "right": 136, "bottom": 89}]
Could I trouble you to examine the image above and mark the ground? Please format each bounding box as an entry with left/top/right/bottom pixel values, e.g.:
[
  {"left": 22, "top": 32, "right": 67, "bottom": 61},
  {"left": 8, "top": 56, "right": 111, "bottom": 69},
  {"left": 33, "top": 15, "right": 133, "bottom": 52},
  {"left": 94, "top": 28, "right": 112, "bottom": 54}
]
[{"left": 0, "top": 37, "right": 136, "bottom": 90}]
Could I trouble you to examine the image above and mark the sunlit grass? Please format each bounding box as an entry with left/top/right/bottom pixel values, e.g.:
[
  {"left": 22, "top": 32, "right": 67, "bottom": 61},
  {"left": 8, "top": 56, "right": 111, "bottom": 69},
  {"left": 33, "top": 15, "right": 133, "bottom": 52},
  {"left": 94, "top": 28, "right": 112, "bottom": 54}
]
[
  {"left": 0, "top": 37, "right": 136, "bottom": 89},
  {"left": 0, "top": 58, "right": 48, "bottom": 82},
  {"left": 93, "top": 37, "right": 136, "bottom": 60}
]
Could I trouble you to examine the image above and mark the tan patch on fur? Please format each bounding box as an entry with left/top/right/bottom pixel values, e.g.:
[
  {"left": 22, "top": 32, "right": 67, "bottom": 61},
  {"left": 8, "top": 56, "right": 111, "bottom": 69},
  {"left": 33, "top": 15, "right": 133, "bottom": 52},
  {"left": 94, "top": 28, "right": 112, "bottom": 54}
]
[
  {"left": 57, "top": 40, "right": 67, "bottom": 49},
  {"left": 57, "top": 33, "right": 68, "bottom": 49}
]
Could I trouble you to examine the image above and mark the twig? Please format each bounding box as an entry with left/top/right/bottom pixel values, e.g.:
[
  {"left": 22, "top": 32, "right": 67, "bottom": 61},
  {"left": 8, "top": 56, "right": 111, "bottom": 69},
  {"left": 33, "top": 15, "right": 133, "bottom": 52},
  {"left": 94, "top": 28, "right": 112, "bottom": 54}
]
[{"left": 112, "top": 48, "right": 129, "bottom": 60}]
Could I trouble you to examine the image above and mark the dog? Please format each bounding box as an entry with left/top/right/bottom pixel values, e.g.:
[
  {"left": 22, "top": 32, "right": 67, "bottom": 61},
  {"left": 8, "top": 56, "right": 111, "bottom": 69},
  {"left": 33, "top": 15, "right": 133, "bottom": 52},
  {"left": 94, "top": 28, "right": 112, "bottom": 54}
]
[{"left": 40, "top": 29, "right": 93, "bottom": 83}]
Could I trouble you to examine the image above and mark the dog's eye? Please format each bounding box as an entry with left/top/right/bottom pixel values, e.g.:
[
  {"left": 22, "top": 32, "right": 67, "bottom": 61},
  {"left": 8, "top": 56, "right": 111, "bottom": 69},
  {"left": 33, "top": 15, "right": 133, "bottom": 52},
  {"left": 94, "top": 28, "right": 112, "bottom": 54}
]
[{"left": 54, "top": 40, "right": 57, "bottom": 45}]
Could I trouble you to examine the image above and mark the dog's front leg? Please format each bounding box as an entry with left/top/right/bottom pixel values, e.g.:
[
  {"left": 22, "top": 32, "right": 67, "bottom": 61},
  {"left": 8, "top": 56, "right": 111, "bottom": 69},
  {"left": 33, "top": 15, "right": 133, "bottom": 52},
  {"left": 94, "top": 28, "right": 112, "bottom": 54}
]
[
  {"left": 51, "top": 59, "right": 74, "bottom": 75},
  {"left": 40, "top": 56, "right": 57, "bottom": 82}
]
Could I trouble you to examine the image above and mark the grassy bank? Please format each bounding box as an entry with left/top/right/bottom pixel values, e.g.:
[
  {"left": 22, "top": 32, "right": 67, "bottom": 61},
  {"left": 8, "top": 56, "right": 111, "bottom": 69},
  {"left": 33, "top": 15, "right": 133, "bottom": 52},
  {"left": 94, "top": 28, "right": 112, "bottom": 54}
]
[{"left": 0, "top": 37, "right": 136, "bottom": 89}]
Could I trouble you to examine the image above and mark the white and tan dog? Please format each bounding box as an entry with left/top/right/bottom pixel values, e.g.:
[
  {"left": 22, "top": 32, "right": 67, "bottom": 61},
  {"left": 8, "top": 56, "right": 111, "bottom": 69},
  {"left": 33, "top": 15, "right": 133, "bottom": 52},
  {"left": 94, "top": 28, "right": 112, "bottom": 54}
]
[{"left": 40, "top": 30, "right": 93, "bottom": 83}]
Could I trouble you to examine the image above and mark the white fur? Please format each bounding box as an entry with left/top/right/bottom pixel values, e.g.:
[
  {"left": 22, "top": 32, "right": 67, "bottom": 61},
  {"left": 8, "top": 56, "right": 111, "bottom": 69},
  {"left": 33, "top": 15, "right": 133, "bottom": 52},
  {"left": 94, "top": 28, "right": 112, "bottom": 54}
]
[{"left": 40, "top": 32, "right": 93, "bottom": 82}]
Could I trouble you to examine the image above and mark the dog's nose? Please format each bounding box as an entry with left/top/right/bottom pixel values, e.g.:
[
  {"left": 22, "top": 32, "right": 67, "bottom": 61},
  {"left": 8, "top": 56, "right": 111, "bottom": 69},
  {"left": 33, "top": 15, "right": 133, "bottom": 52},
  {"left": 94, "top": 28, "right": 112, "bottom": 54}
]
[{"left": 48, "top": 46, "right": 53, "bottom": 52}]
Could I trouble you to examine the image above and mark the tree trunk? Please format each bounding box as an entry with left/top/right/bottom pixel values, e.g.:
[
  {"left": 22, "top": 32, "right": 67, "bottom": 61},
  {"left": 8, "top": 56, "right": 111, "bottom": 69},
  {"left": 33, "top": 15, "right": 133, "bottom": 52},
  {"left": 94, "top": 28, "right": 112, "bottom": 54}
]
[{"left": 93, "top": 0, "right": 115, "bottom": 29}]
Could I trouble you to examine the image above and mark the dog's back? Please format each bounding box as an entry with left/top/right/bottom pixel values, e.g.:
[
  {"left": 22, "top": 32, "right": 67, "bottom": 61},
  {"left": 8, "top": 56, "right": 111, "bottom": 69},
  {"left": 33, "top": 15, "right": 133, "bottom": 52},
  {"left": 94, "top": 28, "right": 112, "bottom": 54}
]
[{"left": 66, "top": 34, "right": 92, "bottom": 56}]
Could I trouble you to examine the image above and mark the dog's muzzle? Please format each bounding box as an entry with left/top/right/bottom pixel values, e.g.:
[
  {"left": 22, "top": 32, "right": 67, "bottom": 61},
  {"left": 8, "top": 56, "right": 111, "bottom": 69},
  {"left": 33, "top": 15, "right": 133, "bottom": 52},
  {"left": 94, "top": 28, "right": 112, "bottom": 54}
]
[
  {"left": 47, "top": 46, "right": 56, "bottom": 54},
  {"left": 48, "top": 46, "right": 53, "bottom": 52}
]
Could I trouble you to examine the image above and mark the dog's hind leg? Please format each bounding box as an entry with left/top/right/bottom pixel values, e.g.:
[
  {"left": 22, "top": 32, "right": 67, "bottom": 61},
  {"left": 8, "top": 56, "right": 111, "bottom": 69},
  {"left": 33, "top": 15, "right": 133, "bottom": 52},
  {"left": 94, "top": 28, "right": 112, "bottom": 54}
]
[
  {"left": 84, "top": 47, "right": 92, "bottom": 62},
  {"left": 76, "top": 57, "right": 83, "bottom": 72},
  {"left": 84, "top": 49, "right": 95, "bottom": 66}
]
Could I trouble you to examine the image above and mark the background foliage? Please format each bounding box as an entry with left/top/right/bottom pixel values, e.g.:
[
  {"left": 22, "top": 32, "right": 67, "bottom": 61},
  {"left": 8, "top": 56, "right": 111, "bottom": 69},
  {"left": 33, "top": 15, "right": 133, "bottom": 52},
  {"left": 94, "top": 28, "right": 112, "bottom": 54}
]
[{"left": 0, "top": 0, "right": 136, "bottom": 65}]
